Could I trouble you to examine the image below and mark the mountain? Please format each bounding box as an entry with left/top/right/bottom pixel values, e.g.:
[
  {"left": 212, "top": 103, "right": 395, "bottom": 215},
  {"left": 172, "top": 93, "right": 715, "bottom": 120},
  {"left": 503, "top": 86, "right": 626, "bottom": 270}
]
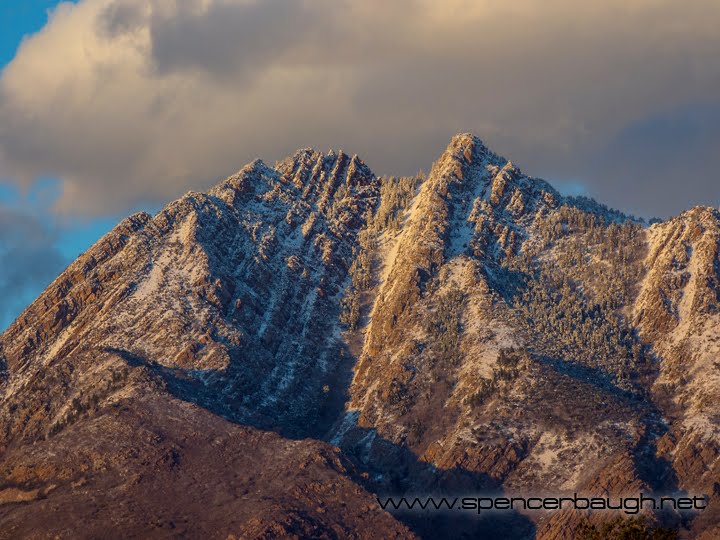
[{"left": 1, "top": 134, "right": 719, "bottom": 539}]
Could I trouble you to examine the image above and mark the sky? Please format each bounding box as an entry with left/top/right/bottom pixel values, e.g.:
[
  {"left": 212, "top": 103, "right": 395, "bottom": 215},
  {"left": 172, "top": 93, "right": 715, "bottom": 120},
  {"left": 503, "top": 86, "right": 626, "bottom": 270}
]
[{"left": 0, "top": 0, "right": 719, "bottom": 330}]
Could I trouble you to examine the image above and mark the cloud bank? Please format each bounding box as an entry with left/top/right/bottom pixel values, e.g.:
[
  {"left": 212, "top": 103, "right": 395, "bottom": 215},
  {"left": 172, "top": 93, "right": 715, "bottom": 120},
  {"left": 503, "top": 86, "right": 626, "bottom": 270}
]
[{"left": 1, "top": 0, "right": 719, "bottom": 217}]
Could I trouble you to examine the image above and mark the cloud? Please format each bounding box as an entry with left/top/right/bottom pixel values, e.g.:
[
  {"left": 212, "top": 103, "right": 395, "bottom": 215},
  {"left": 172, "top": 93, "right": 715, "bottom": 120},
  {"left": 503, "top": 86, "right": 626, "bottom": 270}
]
[
  {"left": 0, "top": 204, "right": 68, "bottom": 330},
  {"left": 588, "top": 103, "right": 720, "bottom": 218},
  {"left": 0, "top": 0, "right": 719, "bottom": 217},
  {"left": 146, "top": 0, "right": 328, "bottom": 80}
]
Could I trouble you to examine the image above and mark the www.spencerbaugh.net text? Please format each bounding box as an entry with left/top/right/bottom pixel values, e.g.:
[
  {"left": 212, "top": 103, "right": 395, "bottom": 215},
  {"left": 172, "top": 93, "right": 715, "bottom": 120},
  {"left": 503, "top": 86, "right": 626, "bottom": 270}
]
[{"left": 377, "top": 493, "right": 707, "bottom": 515}]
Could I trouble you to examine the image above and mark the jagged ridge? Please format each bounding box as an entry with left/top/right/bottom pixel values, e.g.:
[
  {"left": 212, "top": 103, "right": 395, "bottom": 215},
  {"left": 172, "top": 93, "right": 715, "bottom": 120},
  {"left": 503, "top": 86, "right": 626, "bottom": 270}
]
[{"left": 1, "top": 134, "right": 719, "bottom": 539}]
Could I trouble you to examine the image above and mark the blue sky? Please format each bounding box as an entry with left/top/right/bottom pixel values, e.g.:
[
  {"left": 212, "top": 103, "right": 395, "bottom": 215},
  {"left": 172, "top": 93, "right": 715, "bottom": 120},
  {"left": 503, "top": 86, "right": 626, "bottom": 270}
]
[{"left": 0, "top": 2, "right": 70, "bottom": 65}]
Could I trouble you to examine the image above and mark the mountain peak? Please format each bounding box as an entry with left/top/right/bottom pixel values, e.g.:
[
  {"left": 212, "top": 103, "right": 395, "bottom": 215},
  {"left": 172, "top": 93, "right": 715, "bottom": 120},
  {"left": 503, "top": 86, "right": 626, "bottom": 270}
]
[
  {"left": 443, "top": 132, "right": 492, "bottom": 163},
  {"left": 5, "top": 135, "right": 720, "bottom": 539},
  {"left": 439, "top": 134, "right": 545, "bottom": 182},
  {"left": 450, "top": 131, "right": 486, "bottom": 147}
]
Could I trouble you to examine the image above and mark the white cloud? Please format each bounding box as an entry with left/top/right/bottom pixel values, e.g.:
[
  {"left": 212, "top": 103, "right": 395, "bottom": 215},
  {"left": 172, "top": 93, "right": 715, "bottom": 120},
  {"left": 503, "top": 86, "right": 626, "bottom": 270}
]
[{"left": 1, "top": 0, "right": 719, "bottom": 216}]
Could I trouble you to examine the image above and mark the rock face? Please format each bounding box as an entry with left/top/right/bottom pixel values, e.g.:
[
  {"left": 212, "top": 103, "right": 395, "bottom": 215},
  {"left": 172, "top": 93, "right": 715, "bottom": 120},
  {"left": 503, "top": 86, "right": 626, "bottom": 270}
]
[{"left": 1, "top": 134, "right": 720, "bottom": 538}]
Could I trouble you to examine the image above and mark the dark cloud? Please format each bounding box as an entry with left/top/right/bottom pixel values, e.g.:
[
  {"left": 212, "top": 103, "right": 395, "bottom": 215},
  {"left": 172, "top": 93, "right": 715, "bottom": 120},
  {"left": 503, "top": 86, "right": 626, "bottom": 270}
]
[
  {"left": 96, "top": 1, "right": 146, "bottom": 37},
  {"left": 585, "top": 104, "right": 720, "bottom": 218},
  {"left": 146, "top": 0, "right": 328, "bottom": 81},
  {"left": 0, "top": 206, "right": 67, "bottom": 330}
]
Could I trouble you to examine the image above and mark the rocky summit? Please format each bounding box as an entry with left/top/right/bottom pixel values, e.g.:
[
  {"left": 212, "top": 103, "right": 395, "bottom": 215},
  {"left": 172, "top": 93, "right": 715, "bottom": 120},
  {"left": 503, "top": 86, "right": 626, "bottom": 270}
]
[{"left": 1, "top": 134, "right": 719, "bottom": 539}]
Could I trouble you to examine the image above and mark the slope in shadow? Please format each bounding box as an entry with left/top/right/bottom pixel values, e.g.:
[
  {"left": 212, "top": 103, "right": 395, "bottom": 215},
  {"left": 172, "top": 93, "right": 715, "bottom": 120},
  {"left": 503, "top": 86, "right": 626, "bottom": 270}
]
[{"left": 102, "top": 345, "right": 537, "bottom": 539}]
